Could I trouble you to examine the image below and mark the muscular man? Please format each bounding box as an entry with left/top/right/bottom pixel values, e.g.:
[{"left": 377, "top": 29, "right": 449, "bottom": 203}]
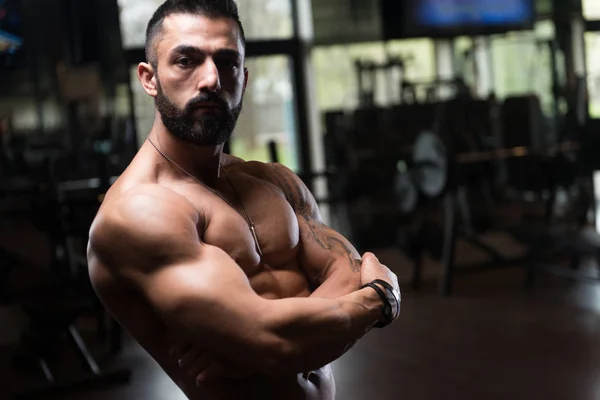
[{"left": 87, "top": 1, "right": 401, "bottom": 399}]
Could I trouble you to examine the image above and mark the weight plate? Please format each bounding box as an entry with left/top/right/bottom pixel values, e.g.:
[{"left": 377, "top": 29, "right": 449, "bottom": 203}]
[
  {"left": 393, "top": 170, "right": 418, "bottom": 214},
  {"left": 413, "top": 131, "right": 448, "bottom": 198}
]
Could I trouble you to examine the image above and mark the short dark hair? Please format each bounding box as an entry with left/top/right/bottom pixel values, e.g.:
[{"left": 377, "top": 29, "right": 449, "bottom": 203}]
[{"left": 145, "top": 0, "right": 246, "bottom": 67}]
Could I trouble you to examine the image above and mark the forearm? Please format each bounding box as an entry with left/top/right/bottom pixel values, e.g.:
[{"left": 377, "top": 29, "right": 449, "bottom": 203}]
[
  {"left": 260, "top": 287, "right": 381, "bottom": 376},
  {"left": 184, "top": 273, "right": 366, "bottom": 381},
  {"left": 190, "top": 282, "right": 369, "bottom": 380},
  {"left": 309, "top": 262, "right": 361, "bottom": 299},
  {"left": 177, "top": 288, "right": 381, "bottom": 377}
]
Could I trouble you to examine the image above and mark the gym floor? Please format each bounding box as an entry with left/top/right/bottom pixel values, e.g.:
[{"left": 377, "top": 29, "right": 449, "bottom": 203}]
[{"left": 2, "top": 236, "right": 600, "bottom": 400}]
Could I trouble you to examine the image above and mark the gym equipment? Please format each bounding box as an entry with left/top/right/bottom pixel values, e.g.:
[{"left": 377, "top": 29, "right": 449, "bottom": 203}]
[
  {"left": 393, "top": 162, "right": 418, "bottom": 214},
  {"left": 5, "top": 153, "right": 130, "bottom": 398},
  {"left": 289, "top": 64, "right": 598, "bottom": 289},
  {"left": 402, "top": 130, "right": 590, "bottom": 295},
  {"left": 334, "top": 25, "right": 596, "bottom": 292},
  {"left": 407, "top": 130, "right": 448, "bottom": 198},
  {"left": 355, "top": 58, "right": 409, "bottom": 107},
  {"left": 418, "top": 128, "right": 596, "bottom": 295},
  {"left": 398, "top": 127, "right": 580, "bottom": 203}
]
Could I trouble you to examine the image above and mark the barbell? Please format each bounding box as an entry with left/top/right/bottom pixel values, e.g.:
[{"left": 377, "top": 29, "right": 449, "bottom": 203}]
[
  {"left": 394, "top": 131, "right": 447, "bottom": 212},
  {"left": 394, "top": 130, "right": 580, "bottom": 213}
]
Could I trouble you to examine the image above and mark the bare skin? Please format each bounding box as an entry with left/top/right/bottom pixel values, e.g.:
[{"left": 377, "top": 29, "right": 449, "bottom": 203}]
[{"left": 86, "top": 13, "right": 400, "bottom": 400}]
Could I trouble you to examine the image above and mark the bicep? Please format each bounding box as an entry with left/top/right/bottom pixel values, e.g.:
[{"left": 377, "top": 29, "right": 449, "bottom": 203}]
[
  {"left": 91, "top": 190, "right": 279, "bottom": 363},
  {"left": 138, "top": 244, "right": 276, "bottom": 357}
]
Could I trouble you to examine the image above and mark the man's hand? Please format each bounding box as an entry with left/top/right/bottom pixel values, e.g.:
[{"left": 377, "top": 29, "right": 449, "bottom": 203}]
[
  {"left": 360, "top": 252, "right": 400, "bottom": 297},
  {"left": 170, "top": 344, "right": 256, "bottom": 384},
  {"left": 360, "top": 252, "right": 401, "bottom": 325}
]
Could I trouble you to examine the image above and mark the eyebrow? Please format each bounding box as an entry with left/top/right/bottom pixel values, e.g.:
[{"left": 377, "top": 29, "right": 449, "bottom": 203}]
[{"left": 170, "top": 45, "right": 241, "bottom": 60}]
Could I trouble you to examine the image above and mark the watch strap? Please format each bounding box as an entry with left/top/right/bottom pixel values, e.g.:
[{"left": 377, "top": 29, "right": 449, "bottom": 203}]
[
  {"left": 361, "top": 282, "right": 393, "bottom": 328},
  {"left": 372, "top": 279, "right": 400, "bottom": 319},
  {"left": 372, "top": 279, "right": 393, "bottom": 292}
]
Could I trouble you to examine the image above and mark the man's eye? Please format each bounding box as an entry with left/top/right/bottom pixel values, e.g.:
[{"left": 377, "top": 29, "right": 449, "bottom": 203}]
[
  {"left": 176, "top": 57, "right": 192, "bottom": 67},
  {"left": 219, "top": 60, "right": 238, "bottom": 69}
]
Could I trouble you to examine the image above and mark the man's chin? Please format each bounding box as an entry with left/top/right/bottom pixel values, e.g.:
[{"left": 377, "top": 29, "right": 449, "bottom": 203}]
[
  {"left": 191, "top": 107, "right": 224, "bottom": 117},
  {"left": 178, "top": 133, "right": 230, "bottom": 147}
]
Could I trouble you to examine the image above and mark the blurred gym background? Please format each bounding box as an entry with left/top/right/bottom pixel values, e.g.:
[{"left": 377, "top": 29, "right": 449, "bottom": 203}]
[{"left": 2, "top": 0, "right": 600, "bottom": 399}]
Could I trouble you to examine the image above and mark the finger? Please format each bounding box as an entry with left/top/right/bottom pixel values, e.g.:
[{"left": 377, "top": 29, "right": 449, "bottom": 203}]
[
  {"left": 196, "top": 363, "right": 225, "bottom": 385},
  {"left": 362, "top": 253, "right": 379, "bottom": 264},
  {"left": 178, "top": 347, "right": 202, "bottom": 370},
  {"left": 169, "top": 343, "right": 194, "bottom": 359},
  {"left": 187, "top": 355, "right": 211, "bottom": 378}
]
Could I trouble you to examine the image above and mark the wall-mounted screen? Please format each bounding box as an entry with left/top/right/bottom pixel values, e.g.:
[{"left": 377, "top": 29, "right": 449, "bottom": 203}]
[
  {"left": 0, "top": 0, "right": 25, "bottom": 68},
  {"left": 407, "top": 0, "right": 535, "bottom": 37}
]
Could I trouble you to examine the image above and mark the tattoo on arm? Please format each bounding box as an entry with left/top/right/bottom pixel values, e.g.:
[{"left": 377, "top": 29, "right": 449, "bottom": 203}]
[
  {"left": 266, "top": 164, "right": 361, "bottom": 273},
  {"left": 302, "top": 217, "right": 362, "bottom": 273}
]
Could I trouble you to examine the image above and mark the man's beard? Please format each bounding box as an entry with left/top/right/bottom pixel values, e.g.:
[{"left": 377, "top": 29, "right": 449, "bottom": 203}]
[{"left": 155, "top": 80, "right": 242, "bottom": 146}]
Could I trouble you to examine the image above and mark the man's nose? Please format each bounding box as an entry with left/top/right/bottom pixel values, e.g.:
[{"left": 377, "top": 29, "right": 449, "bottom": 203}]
[{"left": 199, "top": 59, "right": 221, "bottom": 93}]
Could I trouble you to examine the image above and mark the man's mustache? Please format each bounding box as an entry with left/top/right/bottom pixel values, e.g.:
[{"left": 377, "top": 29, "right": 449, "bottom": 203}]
[{"left": 185, "top": 93, "right": 229, "bottom": 113}]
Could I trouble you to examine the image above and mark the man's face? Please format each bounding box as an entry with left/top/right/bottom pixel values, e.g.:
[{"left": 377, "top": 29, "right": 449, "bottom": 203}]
[{"left": 150, "top": 13, "right": 247, "bottom": 146}]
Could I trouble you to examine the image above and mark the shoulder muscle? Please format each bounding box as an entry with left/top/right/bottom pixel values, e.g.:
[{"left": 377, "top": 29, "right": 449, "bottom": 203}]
[
  {"left": 89, "top": 185, "right": 202, "bottom": 276},
  {"left": 248, "top": 161, "right": 320, "bottom": 220}
]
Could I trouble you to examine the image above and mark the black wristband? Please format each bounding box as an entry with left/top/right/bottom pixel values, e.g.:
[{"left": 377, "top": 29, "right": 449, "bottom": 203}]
[
  {"left": 361, "top": 282, "right": 393, "bottom": 328},
  {"left": 372, "top": 279, "right": 393, "bottom": 292},
  {"left": 372, "top": 279, "right": 400, "bottom": 320}
]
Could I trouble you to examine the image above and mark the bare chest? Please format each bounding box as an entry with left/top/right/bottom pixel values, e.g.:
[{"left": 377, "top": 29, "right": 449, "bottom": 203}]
[{"left": 183, "top": 176, "right": 309, "bottom": 299}]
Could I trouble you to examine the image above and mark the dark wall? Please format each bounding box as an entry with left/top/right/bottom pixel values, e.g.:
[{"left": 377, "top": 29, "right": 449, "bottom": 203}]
[
  {"left": 0, "top": 0, "right": 126, "bottom": 97},
  {"left": 0, "top": 0, "right": 128, "bottom": 142},
  {"left": 0, "top": 0, "right": 66, "bottom": 97},
  {"left": 61, "top": 0, "right": 128, "bottom": 86}
]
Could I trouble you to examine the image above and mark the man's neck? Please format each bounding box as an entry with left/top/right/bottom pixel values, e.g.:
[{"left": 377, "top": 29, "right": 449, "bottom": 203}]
[{"left": 148, "top": 123, "right": 224, "bottom": 187}]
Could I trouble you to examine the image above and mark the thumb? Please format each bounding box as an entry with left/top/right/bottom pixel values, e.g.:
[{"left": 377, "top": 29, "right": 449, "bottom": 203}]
[{"left": 362, "top": 252, "right": 379, "bottom": 262}]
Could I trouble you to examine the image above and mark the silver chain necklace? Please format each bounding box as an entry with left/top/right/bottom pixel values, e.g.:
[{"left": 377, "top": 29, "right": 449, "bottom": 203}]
[{"left": 147, "top": 137, "right": 263, "bottom": 257}]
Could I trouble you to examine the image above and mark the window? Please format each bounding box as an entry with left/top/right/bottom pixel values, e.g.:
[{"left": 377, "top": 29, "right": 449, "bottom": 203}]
[
  {"left": 454, "top": 36, "right": 475, "bottom": 87},
  {"left": 312, "top": 39, "right": 436, "bottom": 112},
  {"left": 584, "top": 0, "right": 600, "bottom": 20},
  {"left": 490, "top": 22, "right": 555, "bottom": 116},
  {"left": 235, "top": 0, "right": 293, "bottom": 40},
  {"left": 312, "top": 0, "right": 382, "bottom": 45},
  {"left": 231, "top": 56, "right": 298, "bottom": 171},
  {"left": 117, "top": 0, "right": 294, "bottom": 49},
  {"left": 129, "top": 66, "right": 155, "bottom": 148},
  {"left": 585, "top": 32, "right": 600, "bottom": 118}
]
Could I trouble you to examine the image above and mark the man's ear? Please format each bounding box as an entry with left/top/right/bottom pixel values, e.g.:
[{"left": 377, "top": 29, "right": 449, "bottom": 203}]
[
  {"left": 243, "top": 67, "right": 249, "bottom": 95},
  {"left": 138, "top": 62, "right": 158, "bottom": 97}
]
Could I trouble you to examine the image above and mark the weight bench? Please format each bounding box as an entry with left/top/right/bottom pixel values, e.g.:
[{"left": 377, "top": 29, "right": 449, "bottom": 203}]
[
  {"left": 406, "top": 192, "right": 535, "bottom": 295},
  {"left": 409, "top": 189, "right": 600, "bottom": 296}
]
